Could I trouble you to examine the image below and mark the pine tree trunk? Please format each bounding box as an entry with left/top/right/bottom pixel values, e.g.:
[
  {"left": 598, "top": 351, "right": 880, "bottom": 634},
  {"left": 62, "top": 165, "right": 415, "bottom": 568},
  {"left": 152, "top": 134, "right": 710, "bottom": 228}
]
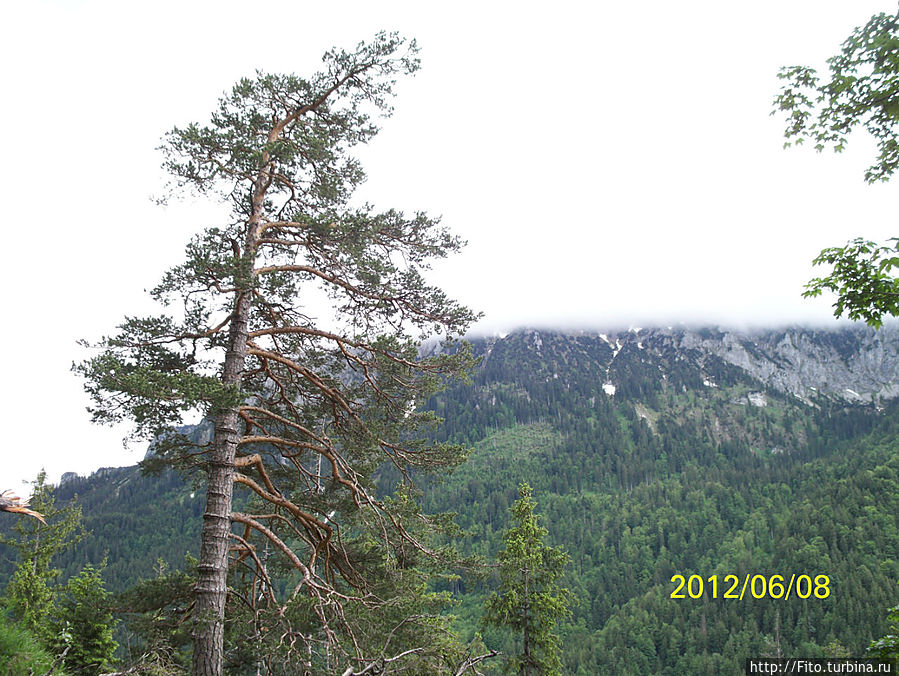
[
  {"left": 192, "top": 301, "right": 250, "bottom": 675},
  {"left": 192, "top": 164, "right": 267, "bottom": 675}
]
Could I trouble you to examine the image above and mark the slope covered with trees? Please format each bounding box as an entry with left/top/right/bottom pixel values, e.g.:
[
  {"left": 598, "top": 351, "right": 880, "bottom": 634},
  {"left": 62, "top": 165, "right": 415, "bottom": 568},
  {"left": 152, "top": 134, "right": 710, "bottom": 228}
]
[
  {"left": 4, "top": 326, "right": 897, "bottom": 673},
  {"left": 420, "top": 329, "right": 899, "bottom": 674}
]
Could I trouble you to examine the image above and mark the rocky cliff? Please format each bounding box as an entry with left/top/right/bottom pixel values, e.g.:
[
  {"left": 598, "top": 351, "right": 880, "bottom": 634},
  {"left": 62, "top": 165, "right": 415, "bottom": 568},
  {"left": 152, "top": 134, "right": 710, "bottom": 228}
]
[
  {"left": 475, "top": 323, "right": 899, "bottom": 406},
  {"left": 645, "top": 324, "right": 899, "bottom": 404}
]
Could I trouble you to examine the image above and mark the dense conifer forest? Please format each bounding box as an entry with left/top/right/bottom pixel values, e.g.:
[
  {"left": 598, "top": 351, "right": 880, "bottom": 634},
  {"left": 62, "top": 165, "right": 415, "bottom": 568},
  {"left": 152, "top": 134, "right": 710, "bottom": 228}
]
[{"left": 2, "top": 327, "right": 897, "bottom": 673}]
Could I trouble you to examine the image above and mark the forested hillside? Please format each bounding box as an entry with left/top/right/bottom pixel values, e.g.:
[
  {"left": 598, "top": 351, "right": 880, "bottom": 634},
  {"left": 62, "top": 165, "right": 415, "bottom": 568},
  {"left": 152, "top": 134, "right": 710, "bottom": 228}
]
[
  {"left": 2, "top": 325, "right": 897, "bottom": 674},
  {"left": 420, "top": 328, "right": 899, "bottom": 673}
]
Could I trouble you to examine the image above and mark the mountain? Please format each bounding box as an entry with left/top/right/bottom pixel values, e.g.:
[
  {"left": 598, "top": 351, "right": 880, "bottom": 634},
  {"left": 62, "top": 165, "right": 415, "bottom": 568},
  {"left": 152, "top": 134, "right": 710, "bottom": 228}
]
[
  {"left": 3, "top": 324, "right": 898, "bottom": 674},
  {"left": 641, "top": 325, "right": 898, "bottom": 404},
  {"left": 429, "top": 324, "right": 898, "bottom": 454},
  {"left": 479, "top": 324, "right": 899, "bottom": 403},
  {"left": 423, "top": 324, "right": 899, "bottom": 673}
]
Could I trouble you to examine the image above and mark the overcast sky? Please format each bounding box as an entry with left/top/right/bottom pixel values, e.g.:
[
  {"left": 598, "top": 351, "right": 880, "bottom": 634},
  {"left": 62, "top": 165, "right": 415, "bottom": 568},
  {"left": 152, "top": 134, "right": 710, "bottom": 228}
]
[{"left": 2, "top": 1, "right": 896, "bottom": 492}]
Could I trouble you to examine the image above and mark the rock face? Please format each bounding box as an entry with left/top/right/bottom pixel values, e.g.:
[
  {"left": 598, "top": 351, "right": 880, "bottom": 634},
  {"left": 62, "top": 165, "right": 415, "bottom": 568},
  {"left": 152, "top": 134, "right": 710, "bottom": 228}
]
[
  {"left": 668, "top": 325, "right": 899, "bottom": 404},
  {"left": 475, "top": 323, "right": 899, "bottom": 406}
]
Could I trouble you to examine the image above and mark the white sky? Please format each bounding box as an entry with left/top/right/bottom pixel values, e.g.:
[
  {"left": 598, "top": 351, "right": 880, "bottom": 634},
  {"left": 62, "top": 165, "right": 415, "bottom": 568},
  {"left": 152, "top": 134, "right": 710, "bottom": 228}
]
[{"left": 2, "top": 0, "right": 897, "bottom": 492}]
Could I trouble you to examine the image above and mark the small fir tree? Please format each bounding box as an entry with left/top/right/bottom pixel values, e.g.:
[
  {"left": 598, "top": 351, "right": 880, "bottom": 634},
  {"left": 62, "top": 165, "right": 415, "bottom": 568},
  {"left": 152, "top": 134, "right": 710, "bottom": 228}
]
[
  {"left": 482, "top": 483, "right": 573, "bottom": 676},
  {"left": 50, "top": 564, "right": 118, "bottom": 675},
  {"left": 0, "top": 470, "right": 84, "bottom": 640}
]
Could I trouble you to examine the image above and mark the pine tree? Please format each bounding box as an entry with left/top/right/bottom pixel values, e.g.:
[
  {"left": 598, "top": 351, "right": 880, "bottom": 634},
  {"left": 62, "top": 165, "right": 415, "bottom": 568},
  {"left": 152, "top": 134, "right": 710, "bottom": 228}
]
[
  {"left": 75, "top": 32, "right": 477, "bottom": 675},
  {"left": 482, "top": 483, "right": 573, "bottom": 676}
]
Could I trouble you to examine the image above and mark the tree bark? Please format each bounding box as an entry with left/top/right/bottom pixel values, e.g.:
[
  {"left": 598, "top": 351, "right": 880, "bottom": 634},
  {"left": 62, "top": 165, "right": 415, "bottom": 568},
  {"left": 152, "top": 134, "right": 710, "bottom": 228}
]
[
  {"left": 191, "top": 311, "right": 248, "bottom": 675},
  {"left": 192, "top": 161, "right": 268, "bottom": 675}
]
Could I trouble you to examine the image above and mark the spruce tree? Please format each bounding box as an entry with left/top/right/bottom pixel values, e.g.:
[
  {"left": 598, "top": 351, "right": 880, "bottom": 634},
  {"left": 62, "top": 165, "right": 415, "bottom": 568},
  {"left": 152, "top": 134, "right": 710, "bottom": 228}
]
[
  {"left": 482, "top": 483, "right": 573, "bottom": 676},
  {"left": 50, "top": 564, "right": 117, "bottom": 675},
  {"left": 1, "top": 470, "right": 84, "bottom": 641}
]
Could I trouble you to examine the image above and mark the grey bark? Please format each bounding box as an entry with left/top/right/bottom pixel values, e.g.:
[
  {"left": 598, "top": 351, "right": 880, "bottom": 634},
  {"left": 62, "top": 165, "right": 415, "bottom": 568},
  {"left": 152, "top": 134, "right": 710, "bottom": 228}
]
[{"left": 191, "top": 161, "right": 268, "bottom": 675}]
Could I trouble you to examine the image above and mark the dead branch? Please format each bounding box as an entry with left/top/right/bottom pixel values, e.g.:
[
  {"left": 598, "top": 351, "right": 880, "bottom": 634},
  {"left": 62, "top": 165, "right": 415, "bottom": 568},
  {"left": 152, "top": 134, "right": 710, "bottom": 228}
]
[{"left": 0, "top": 490, "right": 46, "bottom": 523}]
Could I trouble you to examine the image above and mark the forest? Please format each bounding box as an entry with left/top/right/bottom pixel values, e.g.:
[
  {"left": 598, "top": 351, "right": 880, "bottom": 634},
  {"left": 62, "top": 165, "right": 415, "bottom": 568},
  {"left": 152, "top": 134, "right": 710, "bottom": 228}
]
[{"left": 2, "top": 327, "right": 898, "bottom": 674}]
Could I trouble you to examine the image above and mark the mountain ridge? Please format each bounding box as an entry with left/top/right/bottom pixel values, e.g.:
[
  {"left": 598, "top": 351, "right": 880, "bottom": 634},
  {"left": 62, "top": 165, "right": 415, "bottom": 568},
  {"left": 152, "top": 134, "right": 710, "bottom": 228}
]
[
  {"left": 468, "top": 323, "right": 899, "bottom": 405},
  {"left": 57, "top": 323, "right": 899, "bottom": 485}
]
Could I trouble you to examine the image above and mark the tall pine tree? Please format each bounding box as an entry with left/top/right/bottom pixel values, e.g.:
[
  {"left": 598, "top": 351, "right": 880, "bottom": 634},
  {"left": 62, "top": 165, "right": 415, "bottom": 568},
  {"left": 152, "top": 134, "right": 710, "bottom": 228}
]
[{"left": 76, "top": 32, "right": 477, "bottom": 675}]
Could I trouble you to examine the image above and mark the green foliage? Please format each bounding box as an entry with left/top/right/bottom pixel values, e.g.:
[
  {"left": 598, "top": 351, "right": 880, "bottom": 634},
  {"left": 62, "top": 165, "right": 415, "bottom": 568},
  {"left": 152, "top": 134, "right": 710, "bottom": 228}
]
[
  {"left": 773, "top": 12, "right": 899, "bottom": 183},
  {"left": 336, "top": 488, "right": 468, "bottom": 666},
  {"left": 0, "top": 610, "right": 66, "bottom": 676},
  {"left": 869, "top": 582, "right": 899, "bottom": 665},
  {"left": 422, "top": 332, "right": 899, "bottom": 674},
  {"left": 75, "top": 31, "right": 478, "bottom": 451},
  {"left": 6, "top": 330, "right": 899, "bottom": 673},
  {"left": 482, "top": 483, "right": 573, "bottom": 676},
  {"left": 49, "top": 564, "right": 117, "bottom": 675},
  {"left": 0, "top": 476, "right": 116, "bottom": 673},
  {"left": 115, "top": 556, "right": 195, "bottom": 673},
  {"left": 74, "top": 30, "right": 480, "bottom": 674},
  {"left": 803, "top": 237, "right": 899, "bottom": 327},
  {"left": 5, "top": 561, "right": 54, "bottom": 644},
  {"left": 220, "top": 486, "right": 480, "bottom": 674},
  {"left": 823, "top": 638, "right": 851, "bottom": 658},
  {"left": 773, "top": 10, "right": 899, "bottom": 325},
  {"left": 1, "top": 470, "right": 84, "bottom": 639}
]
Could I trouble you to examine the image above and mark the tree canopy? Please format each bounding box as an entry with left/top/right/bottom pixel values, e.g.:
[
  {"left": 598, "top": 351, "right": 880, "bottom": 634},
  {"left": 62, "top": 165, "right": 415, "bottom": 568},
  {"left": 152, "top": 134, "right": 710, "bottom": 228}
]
[{"left": 773, "top": 10, "right": 899, "bottom": 327}]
